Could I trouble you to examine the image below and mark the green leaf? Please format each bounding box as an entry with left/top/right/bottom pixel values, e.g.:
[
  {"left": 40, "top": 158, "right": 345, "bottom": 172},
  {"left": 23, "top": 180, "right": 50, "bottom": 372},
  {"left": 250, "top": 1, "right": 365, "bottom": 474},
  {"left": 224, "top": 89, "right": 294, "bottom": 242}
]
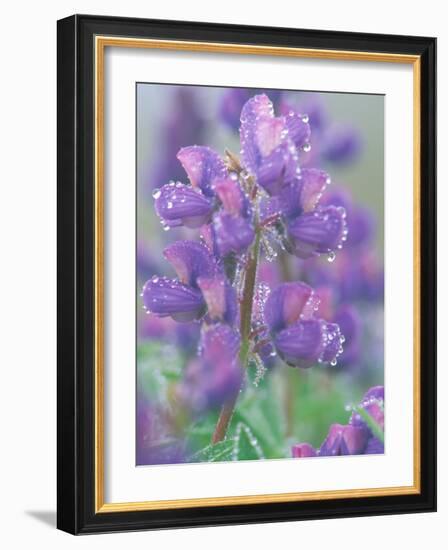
[
  {"left": 188, "top": 439, "right": 235, "bottom": 463},
  {"left": 232, "top": 422, "right": 265, "bottom": 461},
  {"left": 234, "top": 376, "right": 286, "bottom": 457}
]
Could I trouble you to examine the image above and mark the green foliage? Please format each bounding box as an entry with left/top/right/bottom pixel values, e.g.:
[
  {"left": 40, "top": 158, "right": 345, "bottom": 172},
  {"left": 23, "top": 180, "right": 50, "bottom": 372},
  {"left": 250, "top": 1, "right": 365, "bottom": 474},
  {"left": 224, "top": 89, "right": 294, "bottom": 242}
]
[
  {"left": 137, "top": 341, "right": 184, "bottom": 405},
  {"left": 188, "top": 439, "right": 235, "bottom": 463},
  {"left": 187, "top": 422, "right": 265, "bottom": 462}
]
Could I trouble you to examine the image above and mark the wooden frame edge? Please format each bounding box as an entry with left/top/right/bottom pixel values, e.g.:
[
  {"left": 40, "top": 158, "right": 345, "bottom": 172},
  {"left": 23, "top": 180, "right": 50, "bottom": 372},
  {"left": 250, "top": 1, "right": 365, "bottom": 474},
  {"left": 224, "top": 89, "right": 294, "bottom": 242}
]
[{"left": 93, "top": 35, "right": 422, "bottom": 514}]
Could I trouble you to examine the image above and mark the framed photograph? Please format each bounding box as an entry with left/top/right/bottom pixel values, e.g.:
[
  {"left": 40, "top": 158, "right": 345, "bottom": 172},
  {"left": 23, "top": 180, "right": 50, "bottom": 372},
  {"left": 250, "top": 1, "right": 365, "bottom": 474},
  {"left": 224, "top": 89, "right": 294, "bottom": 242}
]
[{"left": 57, "top": 15, "right": 436, "bottom": 534}]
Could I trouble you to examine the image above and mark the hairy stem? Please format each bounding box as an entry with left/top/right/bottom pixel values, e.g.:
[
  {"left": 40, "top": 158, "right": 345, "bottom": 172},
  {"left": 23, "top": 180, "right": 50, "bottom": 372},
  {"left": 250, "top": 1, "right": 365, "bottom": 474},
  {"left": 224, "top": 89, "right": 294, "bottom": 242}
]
[{"left": 212, "top": 228, "right": 261, "bottom": 444}]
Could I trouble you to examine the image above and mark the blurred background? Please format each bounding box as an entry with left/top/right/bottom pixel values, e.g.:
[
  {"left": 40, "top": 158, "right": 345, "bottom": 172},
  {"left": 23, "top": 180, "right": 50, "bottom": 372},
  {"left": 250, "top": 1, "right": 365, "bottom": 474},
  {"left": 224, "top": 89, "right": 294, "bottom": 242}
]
[{"left": 136, "top": 83, "right": 384, "bottom": 465}]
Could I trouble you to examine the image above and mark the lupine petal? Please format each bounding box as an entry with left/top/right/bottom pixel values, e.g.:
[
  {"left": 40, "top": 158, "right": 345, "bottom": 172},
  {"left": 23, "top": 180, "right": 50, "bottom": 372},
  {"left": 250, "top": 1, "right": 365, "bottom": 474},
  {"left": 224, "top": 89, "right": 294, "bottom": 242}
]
[
  {"left": 142, "top": 276, "right": 205, "bottom": 322},
  {"left": 319, "top": 322, "right": 344, "bottom": 363},
  {"left": 214, "top": 177, "right": 245, "bottom": 216},
  {"left": 163, "top": 240, "right": 218, "bottom": 287},
  {"left": 295, "top": 96, "right": 328, "bottom": 133},
  {"left": 264, "top": 282, "right": 317, "bottom": 334},
  {"left": 320, "top": 424, "right": 368, "bottom": 456},
  {"left": 197, "top": 275, "right": 238, "bottom": 325},
  {"left": 277, "top": 170, "right": 330, "bottom": 221},
  {"left": 322, "top": 188, "right": 374, "bottom": 248},
  {"left": 276, "top": 178, "right": 302, "bottom": 219},
  {"left": 273, "top": 319, "right": 324, "bottom": 368},
  {"left": 256, "top": 142, "right": 299, "bottom": 196},
  {"left": 365, "top": 437, "right": 384, "bottom": 454},
  {"left": 177, "top": 146, "right": 227, "bottom": 197},
  {"left": 287, "top": 206, "right": 348, "bottom": 258},
  {"left": 212, "top": 212, "right": 255, "bottom": 257},
  {"left": 284, "top": 110, "right": 311, "bottom": 149},
  {"left": 292, "top": 443, "right": 317, "bottom": 458},
  {"left": 333, "top": 305, "right": 361, "bottom": 366},
  {"left": 273, "top": 318, "right": 344, "bottom": 368},
  {"left": 350, "top": 385, "right": 385, "bottom": 434},
  {"left": 154, "top": 182, "right": 213, "bottom": 228},
  {"left": 255, "top": 117, "right": 285, "bottom": 157},
  {"left": 299, "top": 169, "right": 331, "bottom": 212},
  {"left": 239, "top": 95, "right": 274, "bottom": 178}
]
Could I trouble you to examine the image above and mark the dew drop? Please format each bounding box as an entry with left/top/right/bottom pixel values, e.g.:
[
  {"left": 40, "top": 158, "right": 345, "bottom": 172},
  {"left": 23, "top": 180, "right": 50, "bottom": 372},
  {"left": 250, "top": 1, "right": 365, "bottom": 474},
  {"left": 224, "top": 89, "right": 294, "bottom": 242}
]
[
  {"left": 302, "top": 143, "right": 311, "bottom": 153},
  {"left": 327, "top": 251, "right": 336, "bottom": 263},
  {"left": 152, "top": 188, "right": 161, "bottom": 199}
]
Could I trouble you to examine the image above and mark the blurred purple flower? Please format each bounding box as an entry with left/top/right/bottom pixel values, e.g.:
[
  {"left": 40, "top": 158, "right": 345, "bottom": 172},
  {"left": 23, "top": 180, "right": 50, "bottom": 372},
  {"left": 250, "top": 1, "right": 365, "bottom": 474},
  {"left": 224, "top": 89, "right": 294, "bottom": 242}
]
[
  {"left": 280, "top": 95, "right": 363, "bottom": 167},
  {"left": 136, "top": 397, "right": 186, "bottom": 465},
  {"left": 179, "top": 324, "right": 243, "bottom": 412},
  {"left": 321, "top": 124, "right": 362, "bottom": 164},
  {"left": 149, "top": 87, "right": 206, "bottom": 193}
]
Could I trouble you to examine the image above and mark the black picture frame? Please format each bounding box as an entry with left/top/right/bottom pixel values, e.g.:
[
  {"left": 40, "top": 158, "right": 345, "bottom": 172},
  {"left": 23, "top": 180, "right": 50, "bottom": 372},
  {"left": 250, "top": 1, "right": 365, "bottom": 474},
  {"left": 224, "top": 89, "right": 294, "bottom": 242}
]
[{"left": 57, "top": 14, "right": 436, "bottom": 534}]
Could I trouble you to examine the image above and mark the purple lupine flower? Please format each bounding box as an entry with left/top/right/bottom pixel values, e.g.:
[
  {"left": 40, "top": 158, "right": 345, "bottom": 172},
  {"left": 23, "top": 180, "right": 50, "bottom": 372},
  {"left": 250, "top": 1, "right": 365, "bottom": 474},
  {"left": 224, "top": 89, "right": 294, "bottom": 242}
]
[
  {"left": 153, "top": 182, "right": 213, "bottom": 229},
  {"left": 292, "top": 443, "right": 317, "bottom": 458},
  {"left": 142, "top": 240, "right": 216, "bottom": 323},
  {"left": 351, "top": 386, "right": 384, "bottom": 431},
  {"left": 180, "top": 324, "right": 243, "bottom": 412},
  {"left": 211, "top": 177, "right": 255, "bottom": 256},
  {"left": 260, "top": 168, "right": 348, "bottom": 260},
  {"left": 264, "top": 282, "right": 344, "bottom": 368},
  {"left": 143, "top": 240, "right": 239, "bottom": 326},
  {"left": 279, "top": 96, "right": 362, "bottom": 167},
  {"left": 280, "top": 95, "right": 328, "bottom": 135},
  {"left": 319, "top": 423, "right": 368, "bottom": 456},
  {"left": 197, "top": 274, "right": 239, "bottom": 325},
  {"left": 314, "top": 286, "right": 361, "bottom": 368},
  {"left": 153, "top": 145, "right": 226, "bottom": 230},
  {"left": 292, "top": 385, "right": 383, "bottom": 459},
  {"left": 287, "top": 205, "right": 348, "bottom": 259},
  {"left": 350, "top": 385, "right": 384, "bottom": 454},
  {"left": 333, "top": 304, "right": 361, "bottom": 366},
  {"left": 239, "top": 94, "right": 310, "bottom": 196},
  {"left": 219, "top": 88, "right": 283, "bottom": 131},
  {"left": 142, "top": 276, "right": 206, "bottom": 322},
  {"left": 163, "top": 240, "right": 218, "bottom": 286},
  {"left": 177, "top": 145, "right": 227, "bottom": 197},
  {"left": 321, "top": 187, "right": 374, "bottom": 248},
  {"left": 139, "top": 91, "right": 359, "bottom": 457}
]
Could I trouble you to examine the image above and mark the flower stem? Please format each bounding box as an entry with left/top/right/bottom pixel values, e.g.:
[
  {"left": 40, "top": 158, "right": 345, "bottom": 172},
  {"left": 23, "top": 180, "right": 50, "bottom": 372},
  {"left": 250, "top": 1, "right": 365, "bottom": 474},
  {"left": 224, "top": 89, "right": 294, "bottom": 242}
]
[{"left": 212, "top": 228, "right": 261, "bottom": 444}]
